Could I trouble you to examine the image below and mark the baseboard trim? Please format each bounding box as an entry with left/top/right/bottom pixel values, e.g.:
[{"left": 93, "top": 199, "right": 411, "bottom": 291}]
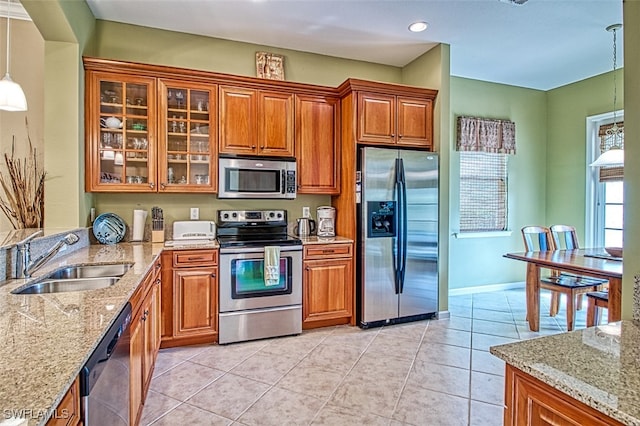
[
  {"left": 436, "top": 311, "right": 451, "bottom": 320},
  {"left": 449, "top": 281, "right": 524, "bottom": 296}
]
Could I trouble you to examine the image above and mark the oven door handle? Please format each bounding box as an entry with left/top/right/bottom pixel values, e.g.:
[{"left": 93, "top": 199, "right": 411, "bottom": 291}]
[{"left": 220, "top": 245, "right": 302, "bottom": 255}]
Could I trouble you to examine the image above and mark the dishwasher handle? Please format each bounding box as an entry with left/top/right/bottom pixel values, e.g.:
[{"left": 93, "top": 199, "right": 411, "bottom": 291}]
[{"left": 80, "top": 302, "right": 132, "bottom": 397}]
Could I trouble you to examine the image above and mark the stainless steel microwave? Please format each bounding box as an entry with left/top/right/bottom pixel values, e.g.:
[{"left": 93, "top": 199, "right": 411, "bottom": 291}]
[{"left": 218, "top": 156, "right": 296, "bottom": 199}]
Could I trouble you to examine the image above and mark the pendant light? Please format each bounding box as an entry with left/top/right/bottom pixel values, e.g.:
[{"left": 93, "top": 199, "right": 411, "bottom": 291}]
[
  {"left": 591, "top": 24, "right": 623, "bottom": 167},
  {"left": 0, "top": 0, "right": 27, "bottom": 112}
]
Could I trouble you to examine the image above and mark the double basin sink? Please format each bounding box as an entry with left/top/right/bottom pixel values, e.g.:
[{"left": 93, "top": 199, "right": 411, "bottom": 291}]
[{"left": 12, "top": 263, "right": 132, "bottom": 295}]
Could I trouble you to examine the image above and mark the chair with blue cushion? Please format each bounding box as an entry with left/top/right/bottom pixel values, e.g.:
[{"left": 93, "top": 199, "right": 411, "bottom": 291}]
[{"left": 521, "top": 226, "right": 607, "bottom": 331}]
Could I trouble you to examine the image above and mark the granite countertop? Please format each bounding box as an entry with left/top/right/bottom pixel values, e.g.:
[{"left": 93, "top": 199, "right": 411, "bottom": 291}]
[
  {"left": 490, "top": 321, "right": 640, "bottom": 426},
  {"left": 0, "top": 242, "right": 162, "bottom": 426},
  {"left": 298, "top": 235, "right": 353, "bottom": 245}
]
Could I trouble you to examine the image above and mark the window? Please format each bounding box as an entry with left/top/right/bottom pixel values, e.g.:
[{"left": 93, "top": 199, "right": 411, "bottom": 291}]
[
  {"left": 459, "top": 152, "right": 508, "bottom": 232},
  {"left": 585, "top": 112, "right": 624, "bottom": 247}
]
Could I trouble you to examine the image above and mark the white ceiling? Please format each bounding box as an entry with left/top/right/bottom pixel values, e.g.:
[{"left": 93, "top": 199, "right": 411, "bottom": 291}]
[{"left": 84, "top": 0, "right": 623, "bottom": 90}]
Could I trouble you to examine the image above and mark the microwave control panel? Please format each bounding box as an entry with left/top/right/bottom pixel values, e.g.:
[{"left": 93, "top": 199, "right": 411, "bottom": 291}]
[{"left": 284, "top": 170, "right": 296, "bottom": 194}]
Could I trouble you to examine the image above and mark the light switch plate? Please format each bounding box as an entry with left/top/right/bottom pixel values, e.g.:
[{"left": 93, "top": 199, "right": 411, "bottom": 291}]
[
  {"left": 302, "top": 206, "right": 310, "bottom": 218},
  {"left": 190, "top": 207, "right": 199, "bottom": 220}
]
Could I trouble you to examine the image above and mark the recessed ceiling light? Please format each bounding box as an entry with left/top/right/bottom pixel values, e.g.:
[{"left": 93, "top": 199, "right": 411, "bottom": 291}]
[{"left": 408, "top": 21, "right": 428, "bottom": 33}]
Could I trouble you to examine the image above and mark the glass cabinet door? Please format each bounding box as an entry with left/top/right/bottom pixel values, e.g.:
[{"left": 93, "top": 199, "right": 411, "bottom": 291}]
[
  {"left": 158, "top": 80, "right": 216, "bottom": 192},
  {"left": 89, "top": 73, "right": 157, "bottom": 192}
]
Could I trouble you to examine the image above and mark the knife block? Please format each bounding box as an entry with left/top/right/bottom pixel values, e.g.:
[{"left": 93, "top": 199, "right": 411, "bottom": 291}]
[{"left": 152, "top": 228, "right": 164, "bottom": 243}]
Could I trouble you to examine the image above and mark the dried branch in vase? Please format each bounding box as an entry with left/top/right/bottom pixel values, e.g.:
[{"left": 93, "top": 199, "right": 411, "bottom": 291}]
[{"left": 0, "top": 119, "right": 45, "bottom": 229}]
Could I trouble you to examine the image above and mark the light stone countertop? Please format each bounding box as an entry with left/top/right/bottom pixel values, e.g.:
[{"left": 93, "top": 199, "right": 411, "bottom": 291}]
[
  {"left": 298, "top": 236, "right": 353, "bottom": 245},
  {"left": 0, "top": 242, "right": 163, "bottom": 426},
  {"left": 490, "top": 321, "right": 640, "bottom": 426}
]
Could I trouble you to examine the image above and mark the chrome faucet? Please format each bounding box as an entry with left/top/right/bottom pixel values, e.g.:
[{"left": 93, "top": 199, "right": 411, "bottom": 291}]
[{"left": 18, "top": 232, "right": 80, "bottom": 278}]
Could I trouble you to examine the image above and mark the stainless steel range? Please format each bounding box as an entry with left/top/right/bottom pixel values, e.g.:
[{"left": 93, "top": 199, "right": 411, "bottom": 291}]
[{"left": 217, "top": 209, "right": 302, "bottom": 344}]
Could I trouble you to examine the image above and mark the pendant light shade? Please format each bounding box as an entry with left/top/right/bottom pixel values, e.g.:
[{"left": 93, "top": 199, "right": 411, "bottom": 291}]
[
  {"left": 590, "top": 147, "right": 624, "bottom": 167},
  {"left": 0, "top": 0, "right": 27, "bottom": 112}
]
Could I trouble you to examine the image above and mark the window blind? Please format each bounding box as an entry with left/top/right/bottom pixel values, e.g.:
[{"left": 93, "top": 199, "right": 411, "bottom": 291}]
[
  {"left": 459, "top": 152, "right": 508, "bottom": 232},
  {"left": 598, "top": 121, "right": 623, "bottom": 182}
]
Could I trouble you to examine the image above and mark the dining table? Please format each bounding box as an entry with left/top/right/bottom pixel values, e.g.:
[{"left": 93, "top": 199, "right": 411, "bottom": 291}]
[{"left": 504, "top": 248, "right": 622, "bottom": 331}]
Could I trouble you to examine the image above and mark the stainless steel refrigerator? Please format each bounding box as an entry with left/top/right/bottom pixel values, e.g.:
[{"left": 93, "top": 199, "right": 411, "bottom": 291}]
[{"left": 357, "top": 147, "right": 438, "bottom": 328}]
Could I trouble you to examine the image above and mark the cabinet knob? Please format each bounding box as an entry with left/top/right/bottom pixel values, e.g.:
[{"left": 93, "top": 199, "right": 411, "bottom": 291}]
[
  {"left": 156, "top": 263, "right": 161, "bottom": 270},
  {"left": 391, "top": 134, "right": 395, "bottom": 138},
  {"left": 160, "top": 183, "right": 166, "bottom": 189},
  {"left": 305, "top": 266, "right": 310, "bottom": 271},
  {"left": 211, "top": 273, "right": 216, "bottom": 278},
  {"left": 149, "top": 182, "right": 155, "bottom": 189},
  {"left": 144, "top": 309, "right": 149, "bottom": 316},
  {"left": 260, "top": 146, "right": 264, "bottom": 149},
  {"left": 155, "top": 279, "right": 161, "bottom": 285},
  {"left": 252, "top": 145, "right": 256, "bottom": 149},
  {"left": 398, "top": 134, "right": 403, "bottom": 138}
]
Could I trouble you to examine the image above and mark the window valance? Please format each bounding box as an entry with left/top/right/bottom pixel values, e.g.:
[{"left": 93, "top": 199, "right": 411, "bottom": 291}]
[{"left": 456, "top": 116, "right": 516, "bottom": 154}]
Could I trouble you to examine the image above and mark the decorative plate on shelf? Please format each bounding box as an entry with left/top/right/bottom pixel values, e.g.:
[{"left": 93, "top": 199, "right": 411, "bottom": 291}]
[{"left": 93, "top": 213, "right": 127, "bottom": 244}]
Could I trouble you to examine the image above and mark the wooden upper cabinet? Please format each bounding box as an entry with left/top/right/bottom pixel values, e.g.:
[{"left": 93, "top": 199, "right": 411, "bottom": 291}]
[
  {"left": 219, "top": 86, "right": 257, "bottom": 155},
  {"left": 295, "top": 94, "right": 341, "bottom": 194},
  {"left": 219, "top": 86, "right": 294, "bottom": 157},
  {"left": 85, "top": 71, "right": 157, "bottom": 192},
  {"left": 157, "top": 79, "right": 217, "bottom": 192},
  {"left": 258, "top": 91, "right": 294, "bottom": 156},
  {"left": 397, "top": 96, "right": 433, "bottom": 147},
  {"left": 357, "top": 91, "right": 434, "bottom": 149},
  {"left": 357, "top": 92, "right": 395, "bottom": 145}
]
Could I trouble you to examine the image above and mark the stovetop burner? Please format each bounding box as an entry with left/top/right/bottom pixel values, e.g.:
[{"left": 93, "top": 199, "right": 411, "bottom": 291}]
[{"left": 216, "top": 209, "right": 301, "bottom": 249}]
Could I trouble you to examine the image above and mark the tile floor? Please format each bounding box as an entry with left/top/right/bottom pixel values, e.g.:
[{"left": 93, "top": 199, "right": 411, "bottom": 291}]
[{"left": 141, "top": 287, "right": 603, "bottom": 425}]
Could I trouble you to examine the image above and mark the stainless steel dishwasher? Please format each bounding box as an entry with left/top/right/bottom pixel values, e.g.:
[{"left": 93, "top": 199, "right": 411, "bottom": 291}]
[{"left": 80, "top": 302, "right": 132, "bottom": 425}]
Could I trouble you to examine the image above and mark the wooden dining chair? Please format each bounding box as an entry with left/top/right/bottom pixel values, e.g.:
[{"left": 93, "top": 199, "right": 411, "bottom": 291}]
[
  {"left": 549, "top": 224, "right": 606, "bottom": 311},
  {"left": 521, "top": 226, "right": 607, "bottom": 331},
  {"left": 586, "top": 291, "right": 609, "bottom": 327}
]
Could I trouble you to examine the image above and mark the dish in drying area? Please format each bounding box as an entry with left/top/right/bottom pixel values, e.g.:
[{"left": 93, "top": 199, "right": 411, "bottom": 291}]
[{"left": 93, "top": 213, "right": 127, "bottom": 244}]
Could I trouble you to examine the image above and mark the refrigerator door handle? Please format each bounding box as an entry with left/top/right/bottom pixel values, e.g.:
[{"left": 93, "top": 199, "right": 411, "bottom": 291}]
[
  {"left": 398, "top": 158, "right": 408, "bottom": 292},
  {"left": 394, "top": 158, "right": 403, "bottom": 295}
]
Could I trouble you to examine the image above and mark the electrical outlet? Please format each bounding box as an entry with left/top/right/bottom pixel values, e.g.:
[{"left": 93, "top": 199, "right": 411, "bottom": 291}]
[
  {"left": 190, "top": 207, "right": 199, "bottom": 220},
  {"left": 302, "top": 206, "right": 310, "bottom": 218}
]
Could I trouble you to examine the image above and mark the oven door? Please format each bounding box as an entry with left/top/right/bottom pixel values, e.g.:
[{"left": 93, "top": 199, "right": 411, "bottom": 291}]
[{"left": 219, "top": 245, "right": 302, "bottom": 312}]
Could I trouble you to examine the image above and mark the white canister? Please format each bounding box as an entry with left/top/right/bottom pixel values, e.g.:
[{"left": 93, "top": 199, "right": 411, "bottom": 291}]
[{"left": 316, "top": 206, "right": 336, "bottom": 237}]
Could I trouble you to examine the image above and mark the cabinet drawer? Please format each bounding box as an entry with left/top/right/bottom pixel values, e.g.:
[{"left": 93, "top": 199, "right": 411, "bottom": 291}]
[
  {"left": 173, "top": 249, "right": 218, "bottom": 267},
  {"left": 304, "top": 243, "right": 352, "bottom": 259}
]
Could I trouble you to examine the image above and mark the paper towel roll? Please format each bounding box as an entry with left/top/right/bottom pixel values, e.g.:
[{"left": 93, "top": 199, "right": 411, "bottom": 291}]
[{"left": 132, "top": 209, "right": 148, "bottom": 241}]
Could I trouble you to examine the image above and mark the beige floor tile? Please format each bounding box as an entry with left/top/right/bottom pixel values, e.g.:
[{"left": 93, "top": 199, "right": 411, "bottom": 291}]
[
  {"left": 472, "top": 308, "right": 516, "bottom": 324},
  {"left": 321, "top": 326, "right": 378, "bottom": 351},
  {"left": 158, "top": 343, "right": 211, "bottom": 360},
  {"left": 406, "top": 359, "right": 470, "bottom": 398},
  {"left": 348, "top": 352, "right": 413, "bottom": 385},
  {"left": 471, "top": 349, "right": 505, "bottom": 376},
  {"left": 327, "top": 375, "right": 402, "bottom": 419},
  {"left": 471, "top": 333, "right": 519, "bottom": 352},
  {"left": 186, "top": 373, "right": 270, "bottom": 420},
  {"left": 298, "top": 342, "right": 363, "bottom": 374},
  {"left": 238, "top": 386, "right": 324, "bottom": 425},
  {"left": 428, "top": 315, "right": 473, "bottom": 332},
  {"left": 260, "top": 333, "right": 323, "bottom": 361},
  {"left": 230, "top": 351, "right": 300, "bottom": 385},
  {"left": 448, "top": 303, "right": 473, "bottom": 319},
  {"left": 276, "top": 363, "right": 345, "bottom": 400},
  {"left": 139, "top": 390, "right": 181, "bottom": 426},
  {"left": 311, "top": 405, "right": 390, "bottom": 425},
  {"left": 392, "top": 384, "right": 468, "bottom": 426},
  {"left": 365, "top": 332, "right": 422, "bottom": 360},
  {"left": 424, "top": 326, "right": 472, "bottom": 348},
  {"left": 189, "top": 341, "right": 265, "bottom": 371},
  {"left": 379, "top": 320, "right": 428, "bottom": 340},
  {"left": 415, "top": 341, "right": 471, "bottom": 369},
  {"left": 472, "top": 319, "right": 520, "bottom": 339},
  {"left": 151, "top": 352, "right": 187, "bottom": 378},
  {"left": 470, "top": 371, "right": 505, "bottom": 405},
  {"left": 470, "top": 400, "right": 504, "bottom": 426},
  {"left": 150, "top": 361, "right": 224, "bottom": 401},
  {"left": 151, "top": 403, "right": 233, "bottom": 426}
]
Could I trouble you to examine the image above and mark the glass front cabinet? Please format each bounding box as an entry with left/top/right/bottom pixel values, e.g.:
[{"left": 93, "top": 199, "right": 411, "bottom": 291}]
[
  {"left": 86, "top": 72, "right": 156, "bottom": 192},
  {"left": 85, "top": 70, "right": 216, "bottom": 193},
  {"left": 158, "top": 80, "right": 216, "bottom": 192}
]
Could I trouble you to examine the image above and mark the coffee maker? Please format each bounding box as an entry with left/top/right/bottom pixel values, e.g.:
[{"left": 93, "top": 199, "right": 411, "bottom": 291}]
[{"left": 316, "top": 206, "right": 336, "bottom": 237}]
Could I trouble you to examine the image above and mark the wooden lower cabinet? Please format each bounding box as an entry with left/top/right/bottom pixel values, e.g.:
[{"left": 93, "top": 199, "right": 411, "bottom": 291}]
[
  {"left": 173, "top": 267, "right": 218, "bottom": 338},
  {"left": 46, "top": 376, "right": 81, "bottom": 426},
  {"left": 130, "top": 259, "right": 162, "bottom": 426},
  {"left": 302, "top": 243, "right": 354, "bottom": 329},
  {"left": 161, "top": 249, "right": 219, "bottom": 348},
  {"left": 504, "top": 365, "right": 624, "bottom": 426}
]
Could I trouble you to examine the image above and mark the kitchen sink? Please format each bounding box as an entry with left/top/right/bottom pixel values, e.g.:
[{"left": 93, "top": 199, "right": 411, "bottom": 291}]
[
  {"left": 44, "top": 263, "right": 132, "bottom": 280},
  {"left": 12, "top": 277, "right": 120, "bottom": 294},
  {"left": 11, "top": 263, "right": 132, "bottom": 295}
]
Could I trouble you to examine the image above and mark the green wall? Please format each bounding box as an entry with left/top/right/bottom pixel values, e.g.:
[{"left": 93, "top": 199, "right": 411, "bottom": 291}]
[
  {"left": 546, "top": 70, "right": 622, "bottom": 241},
  {"left": 449, "top": 77, "right": 547, "bottom": 290}
]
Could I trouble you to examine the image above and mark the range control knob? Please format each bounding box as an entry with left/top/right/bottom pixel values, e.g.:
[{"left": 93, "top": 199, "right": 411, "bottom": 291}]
[
  {"left": 232, "top": 212, "right": 238, "bottom": 218},
  {"left": 277, "top": 212, "right": 283, "bottom": 218},
  {"left": 222, "top": 213, "right": 229, "bottom": 220},
  {"left": 268, "top": 211, "right": 275, "bottom": 218}
]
